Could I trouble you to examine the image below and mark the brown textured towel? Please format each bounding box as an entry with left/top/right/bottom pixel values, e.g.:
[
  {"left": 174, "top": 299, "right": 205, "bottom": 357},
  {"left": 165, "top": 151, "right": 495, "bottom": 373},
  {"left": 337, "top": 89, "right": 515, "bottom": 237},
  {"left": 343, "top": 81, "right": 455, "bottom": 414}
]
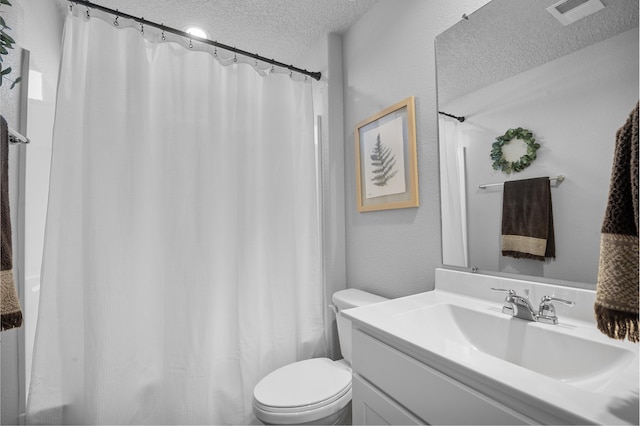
[
  {"left": 1, "top": 115, "right": 23, "bottom": 331},
  {"left": 501, "top": 177, "right": 555, "bottom": 261},
  {"left": 595, "top": 102, "right": 639, "bottom": 343}
]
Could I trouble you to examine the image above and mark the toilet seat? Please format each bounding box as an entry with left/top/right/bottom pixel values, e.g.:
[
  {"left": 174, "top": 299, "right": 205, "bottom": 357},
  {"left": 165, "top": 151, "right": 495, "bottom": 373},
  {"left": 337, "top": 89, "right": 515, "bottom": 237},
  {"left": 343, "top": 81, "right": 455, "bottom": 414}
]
[{"left": 253, "top": 358, "right": 352, "bottom": 424}]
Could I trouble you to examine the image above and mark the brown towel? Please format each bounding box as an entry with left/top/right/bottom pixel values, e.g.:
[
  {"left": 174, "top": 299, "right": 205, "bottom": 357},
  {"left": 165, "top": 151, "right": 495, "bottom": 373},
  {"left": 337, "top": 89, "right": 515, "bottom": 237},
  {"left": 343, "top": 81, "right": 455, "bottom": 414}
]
[
  {"left": 595, "top": 102, "right": 639, "bottom": 343},
  {"left": 1, "top": 115, "right": 23, "bottom": 331},
  {"left": 501, "top": 177, "right": 555, "bottom": 261}
]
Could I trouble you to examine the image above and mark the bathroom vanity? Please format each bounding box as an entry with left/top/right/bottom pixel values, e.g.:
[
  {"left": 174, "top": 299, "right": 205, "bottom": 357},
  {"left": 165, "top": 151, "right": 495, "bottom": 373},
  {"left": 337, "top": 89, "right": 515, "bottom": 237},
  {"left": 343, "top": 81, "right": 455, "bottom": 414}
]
[{"left": 343, "top": 268, "right": 639, "bottom": 425}]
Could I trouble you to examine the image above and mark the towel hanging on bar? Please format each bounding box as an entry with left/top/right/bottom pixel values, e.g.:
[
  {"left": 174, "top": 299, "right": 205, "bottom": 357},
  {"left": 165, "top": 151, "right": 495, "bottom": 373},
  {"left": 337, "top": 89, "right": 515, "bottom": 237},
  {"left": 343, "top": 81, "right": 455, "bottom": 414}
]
[
  {"left": 1, "top": 116, "right": 24, "bottom": 331},
  {"left": 501, "top": 177, "right": 556, "bottom": 261}
]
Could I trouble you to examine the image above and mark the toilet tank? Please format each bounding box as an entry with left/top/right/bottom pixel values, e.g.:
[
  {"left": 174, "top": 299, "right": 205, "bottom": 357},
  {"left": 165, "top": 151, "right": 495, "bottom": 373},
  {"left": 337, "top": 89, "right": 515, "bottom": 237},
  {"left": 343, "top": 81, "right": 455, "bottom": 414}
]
[{"left": 332, "top": 289, "right": 387, "bottom": 365}]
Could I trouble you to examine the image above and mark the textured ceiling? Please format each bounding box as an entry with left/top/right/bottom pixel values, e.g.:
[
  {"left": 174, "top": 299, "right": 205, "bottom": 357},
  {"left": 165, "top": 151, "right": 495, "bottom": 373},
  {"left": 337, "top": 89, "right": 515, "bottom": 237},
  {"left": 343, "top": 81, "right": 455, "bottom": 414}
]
[
  {"left": 81, "top": 0, "right": 379, "bottom": 68},
  {"left": 436, "top": 0, "right": 639, "bottom": 106}
]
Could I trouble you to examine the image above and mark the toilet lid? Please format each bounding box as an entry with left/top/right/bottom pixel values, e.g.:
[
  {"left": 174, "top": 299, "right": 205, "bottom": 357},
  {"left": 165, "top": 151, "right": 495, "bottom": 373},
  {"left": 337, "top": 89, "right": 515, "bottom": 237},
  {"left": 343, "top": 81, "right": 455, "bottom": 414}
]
[{"left": 253, "top": 358, "right": 351, "bottom": 410}]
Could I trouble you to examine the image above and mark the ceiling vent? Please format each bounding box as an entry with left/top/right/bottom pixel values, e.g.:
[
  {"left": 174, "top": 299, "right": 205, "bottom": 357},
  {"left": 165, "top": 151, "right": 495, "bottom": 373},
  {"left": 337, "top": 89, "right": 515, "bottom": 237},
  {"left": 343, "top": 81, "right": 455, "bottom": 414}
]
[{"left": 547, "top": 0, "right": 605, "bottom": 26}]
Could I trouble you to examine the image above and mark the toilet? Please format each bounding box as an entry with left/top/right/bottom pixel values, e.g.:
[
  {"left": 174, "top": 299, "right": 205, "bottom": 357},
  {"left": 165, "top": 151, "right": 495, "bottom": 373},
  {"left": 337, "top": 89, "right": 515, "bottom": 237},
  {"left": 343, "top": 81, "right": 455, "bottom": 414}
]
[{"left": 252, "top": 289, "right": 387, "bottom": 425}]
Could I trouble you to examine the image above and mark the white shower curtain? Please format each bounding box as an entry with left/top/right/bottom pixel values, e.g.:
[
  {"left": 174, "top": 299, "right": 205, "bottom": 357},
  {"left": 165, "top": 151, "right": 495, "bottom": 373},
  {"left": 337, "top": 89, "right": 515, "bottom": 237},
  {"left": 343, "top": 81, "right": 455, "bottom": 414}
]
[
  {"left": 27, "top": 10, "right": 325, "bottom": 425},
  {"left": 438, "top": 117, "right": 468, "bottom": 267}
]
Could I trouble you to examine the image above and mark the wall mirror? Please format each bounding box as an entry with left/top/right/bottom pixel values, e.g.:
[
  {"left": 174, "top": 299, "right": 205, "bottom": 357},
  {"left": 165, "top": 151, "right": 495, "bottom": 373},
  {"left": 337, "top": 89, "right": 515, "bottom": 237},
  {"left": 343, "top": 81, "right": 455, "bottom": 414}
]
[{"left": 435, "top": 0, "right": 638, "bottom": 286}]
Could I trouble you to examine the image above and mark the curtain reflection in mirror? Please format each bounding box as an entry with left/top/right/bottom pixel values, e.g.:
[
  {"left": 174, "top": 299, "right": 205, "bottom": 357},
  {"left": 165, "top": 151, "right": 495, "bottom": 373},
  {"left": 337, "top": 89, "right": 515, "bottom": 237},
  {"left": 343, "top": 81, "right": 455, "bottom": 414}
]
[{"left": 439, "top": 116, "right": 468, "bottom": 267}]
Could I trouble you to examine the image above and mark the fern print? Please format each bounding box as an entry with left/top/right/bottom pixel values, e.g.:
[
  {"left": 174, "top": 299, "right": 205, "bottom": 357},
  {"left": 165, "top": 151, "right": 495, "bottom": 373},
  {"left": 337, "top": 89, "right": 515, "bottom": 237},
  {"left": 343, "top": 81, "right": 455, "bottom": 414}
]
[{"left": 370, "top": 134, "right": 398, "bottom": 187}]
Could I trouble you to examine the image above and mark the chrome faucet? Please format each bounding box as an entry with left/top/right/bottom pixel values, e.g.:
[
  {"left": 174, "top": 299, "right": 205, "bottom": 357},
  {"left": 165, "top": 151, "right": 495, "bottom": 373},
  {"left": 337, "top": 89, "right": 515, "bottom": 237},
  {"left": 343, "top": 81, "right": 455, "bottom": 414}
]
[{"left": 491, "top": 288, "right": 574, "bottom": 325}]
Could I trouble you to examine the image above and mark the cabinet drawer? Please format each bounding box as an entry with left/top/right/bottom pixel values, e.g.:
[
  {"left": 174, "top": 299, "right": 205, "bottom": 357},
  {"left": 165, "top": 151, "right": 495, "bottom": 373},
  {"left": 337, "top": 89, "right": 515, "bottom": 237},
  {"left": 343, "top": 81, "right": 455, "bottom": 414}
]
[
  {"left": 352, "top": 329, "right": 532, "bottom": 425},
  {"left": 352, "top": 375, "right": 422, "bottom": 425}
]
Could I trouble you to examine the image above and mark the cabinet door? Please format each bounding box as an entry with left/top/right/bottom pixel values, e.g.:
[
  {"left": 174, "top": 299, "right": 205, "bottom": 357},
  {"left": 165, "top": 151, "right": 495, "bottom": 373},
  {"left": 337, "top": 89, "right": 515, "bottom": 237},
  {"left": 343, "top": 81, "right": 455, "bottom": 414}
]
[
  {"left": 352, "top": 375, "right": 423, "bottom": 425},
  {"left": 353, "top": 329, "right": 532, "bottom": 425}
]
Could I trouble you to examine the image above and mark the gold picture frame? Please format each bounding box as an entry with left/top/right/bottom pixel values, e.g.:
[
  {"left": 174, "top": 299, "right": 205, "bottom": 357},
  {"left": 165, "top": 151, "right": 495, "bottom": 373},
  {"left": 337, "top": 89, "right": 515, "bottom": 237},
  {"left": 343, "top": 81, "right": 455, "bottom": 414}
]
[{"left": 355, "top": 96, "right": 419, "bottom": 212}]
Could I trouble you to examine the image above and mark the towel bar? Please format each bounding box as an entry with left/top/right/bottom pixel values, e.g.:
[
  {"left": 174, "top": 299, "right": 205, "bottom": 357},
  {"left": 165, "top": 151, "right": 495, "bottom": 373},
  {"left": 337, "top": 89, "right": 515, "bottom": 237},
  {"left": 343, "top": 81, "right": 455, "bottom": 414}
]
[
  {"left": 8, "top": 127, "right": 29, "bottom": 145},
  {"left": 479, "top": 175, "right": 565, "bottom": 189}
]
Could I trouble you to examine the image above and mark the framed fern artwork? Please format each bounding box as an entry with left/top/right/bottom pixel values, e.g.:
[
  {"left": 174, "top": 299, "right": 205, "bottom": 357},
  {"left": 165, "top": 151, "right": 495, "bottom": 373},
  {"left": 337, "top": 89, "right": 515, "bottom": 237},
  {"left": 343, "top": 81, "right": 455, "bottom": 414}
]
[{"left": 354, "top": 96, "right": 419, "bottom": 212}]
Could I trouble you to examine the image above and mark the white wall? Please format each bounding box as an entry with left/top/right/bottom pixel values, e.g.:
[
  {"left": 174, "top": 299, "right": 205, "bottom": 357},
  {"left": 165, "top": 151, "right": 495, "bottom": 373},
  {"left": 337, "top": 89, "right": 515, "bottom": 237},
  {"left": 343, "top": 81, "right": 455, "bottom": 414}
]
[
  {"left": 444, "top": 28, "right": 639, "bottom": 284},
  {"left": 20, "top": 0, "right": 65, "bottom": 395},
  {"left": 342, "top": 0, "right": 490, "bottom": 298},
  {"left": 0, "top": 1, "right": 64, "bottom": 423}
]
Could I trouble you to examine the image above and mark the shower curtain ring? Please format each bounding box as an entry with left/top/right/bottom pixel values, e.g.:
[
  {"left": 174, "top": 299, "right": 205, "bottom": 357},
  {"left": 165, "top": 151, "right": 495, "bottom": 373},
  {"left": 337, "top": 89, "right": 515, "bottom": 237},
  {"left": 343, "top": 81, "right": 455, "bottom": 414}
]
[
  {"left": 233, "top": 53, "right": 238, "bottom": 63},
  {"left": 114, "top": 12, "right": 119, "bottom": 26},
  {"left": 270, "top": 65, "right": 275, "bottom": 74},
  {"left": 161, "top": 23, "right": 165, "bottom": 41},
  {"left": 140, "top": 20, "right": 144, "bottom": 34},
  {"left": 214, "top": 46, "right": 218, "bottom": 57},
  {"left": 86, "top": 7, "right": 90, "bottom": 19},
  {"left": 189, "top": 38, "right": 193, "bottom": 49},
  {"left": 69, "top": 2, "right": 73, "bottom": 11}
]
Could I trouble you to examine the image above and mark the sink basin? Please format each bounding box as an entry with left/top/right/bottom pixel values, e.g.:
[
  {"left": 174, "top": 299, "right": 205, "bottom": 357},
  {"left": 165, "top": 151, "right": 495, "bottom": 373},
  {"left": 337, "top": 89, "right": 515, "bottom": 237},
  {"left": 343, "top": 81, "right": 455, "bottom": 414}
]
[
  {"left": 343, "top": 269, "right": 640, "bottom": 425},
  {"left": 394, "top": 303, "right": 636, "bottom": 389}
]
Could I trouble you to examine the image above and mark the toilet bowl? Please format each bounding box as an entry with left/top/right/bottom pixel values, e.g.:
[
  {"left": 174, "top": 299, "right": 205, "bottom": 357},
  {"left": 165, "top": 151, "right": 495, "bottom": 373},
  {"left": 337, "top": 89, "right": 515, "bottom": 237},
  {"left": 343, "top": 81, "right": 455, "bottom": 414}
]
[{"left": 252, "top": 289, "right": 387, "bottom": 425}]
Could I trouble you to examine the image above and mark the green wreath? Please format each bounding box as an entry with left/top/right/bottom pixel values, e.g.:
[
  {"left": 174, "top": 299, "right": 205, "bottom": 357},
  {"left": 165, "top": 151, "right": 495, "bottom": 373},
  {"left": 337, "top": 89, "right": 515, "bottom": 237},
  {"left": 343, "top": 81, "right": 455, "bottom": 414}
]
[{"left": 490, "top": 127, "right": 540, "bottom": 174}]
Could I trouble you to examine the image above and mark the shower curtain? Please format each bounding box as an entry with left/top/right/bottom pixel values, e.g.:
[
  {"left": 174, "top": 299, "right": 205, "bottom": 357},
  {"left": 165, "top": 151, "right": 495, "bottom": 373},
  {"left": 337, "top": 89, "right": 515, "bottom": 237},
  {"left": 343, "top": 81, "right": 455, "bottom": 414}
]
[
  {"left": 27, "top": 10, "right": 325, "bottom": 425},
  {"left": 439, "top": 117, "right": 468, "bottom": 267}
]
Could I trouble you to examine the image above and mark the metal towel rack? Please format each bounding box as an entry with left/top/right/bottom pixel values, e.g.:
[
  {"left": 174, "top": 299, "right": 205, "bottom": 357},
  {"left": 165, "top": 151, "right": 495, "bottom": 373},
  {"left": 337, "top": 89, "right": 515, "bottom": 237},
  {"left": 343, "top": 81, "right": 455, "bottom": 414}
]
[
  {"left": 479, "top": 175, "right": 565, "bottom": 189},
  {"left": 8, "top": 127, "right": 29, "bottom": 145}
]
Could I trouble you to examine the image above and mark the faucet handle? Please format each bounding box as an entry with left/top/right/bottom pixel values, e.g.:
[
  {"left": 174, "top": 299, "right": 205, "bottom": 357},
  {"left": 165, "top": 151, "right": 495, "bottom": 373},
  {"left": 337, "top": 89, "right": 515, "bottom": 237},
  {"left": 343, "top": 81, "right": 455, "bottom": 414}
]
[
  {"left": 491, "top": 288, "right": 517, "bottom": 316},
  {"left": 540, "top": 295, "right": 575, "bottom": 307},
  {"left": 491, "top": 288, "right": 516, "bottom": 296},
  {"left": 537, "top": 295, "right": 575, "bottom": 325}
]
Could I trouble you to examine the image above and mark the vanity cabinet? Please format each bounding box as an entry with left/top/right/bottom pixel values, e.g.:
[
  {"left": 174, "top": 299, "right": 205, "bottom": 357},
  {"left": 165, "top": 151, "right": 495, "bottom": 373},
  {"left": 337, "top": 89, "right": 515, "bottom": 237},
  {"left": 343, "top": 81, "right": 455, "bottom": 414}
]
[
  {"left": 351, "top": 328, "right": 534, "bottom": 425},
  {"left": 352, "top": 375, "right": 422, "bottom": 425}
]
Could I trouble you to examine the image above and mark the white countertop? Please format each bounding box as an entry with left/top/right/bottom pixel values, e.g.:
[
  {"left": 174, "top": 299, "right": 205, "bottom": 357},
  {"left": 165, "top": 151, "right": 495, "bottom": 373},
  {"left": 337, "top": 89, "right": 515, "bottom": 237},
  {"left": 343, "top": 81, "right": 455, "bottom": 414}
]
[{"left": 343, "top": 268, "right": 639, "bottom": 425}]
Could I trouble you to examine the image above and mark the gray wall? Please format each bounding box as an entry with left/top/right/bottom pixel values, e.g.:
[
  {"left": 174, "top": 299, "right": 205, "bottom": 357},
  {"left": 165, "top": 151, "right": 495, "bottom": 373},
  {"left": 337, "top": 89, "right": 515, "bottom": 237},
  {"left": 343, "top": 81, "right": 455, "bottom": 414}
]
[{"left": 342, "top": 0, "right": 490, "bottom": 298}]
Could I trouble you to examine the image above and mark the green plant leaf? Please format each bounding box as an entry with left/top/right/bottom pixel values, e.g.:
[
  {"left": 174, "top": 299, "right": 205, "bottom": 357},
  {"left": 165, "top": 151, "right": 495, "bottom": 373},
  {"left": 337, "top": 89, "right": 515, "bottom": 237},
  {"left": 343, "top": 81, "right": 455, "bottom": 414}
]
[
  {"left": 1, "top": 0, "right": 19, "bottom": 89},
  {"left": 491, "top": 127, "right": 540, "bottom": 174},
  {"left": 369, "top": 134, "right": 399, "bottom": 187},
  {"left": 1, "top": 32, "right": 15, "bottom": 45},
  {"left": 10, "top": 76, "right": 21, "bottom": 89}
]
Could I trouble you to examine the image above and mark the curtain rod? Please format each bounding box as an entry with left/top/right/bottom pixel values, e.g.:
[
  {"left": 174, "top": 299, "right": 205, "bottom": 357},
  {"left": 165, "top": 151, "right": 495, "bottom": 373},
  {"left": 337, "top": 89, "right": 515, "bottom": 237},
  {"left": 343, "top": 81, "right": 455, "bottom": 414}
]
[
  {"left": 479, "top": 175, "right": 565, "bottom": 189},
  {"left": 69, "top": 0, "right": 322, "bottom": 81},
  {"left": 438, "top": 111, "right": 465, "bottom": 122}
]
